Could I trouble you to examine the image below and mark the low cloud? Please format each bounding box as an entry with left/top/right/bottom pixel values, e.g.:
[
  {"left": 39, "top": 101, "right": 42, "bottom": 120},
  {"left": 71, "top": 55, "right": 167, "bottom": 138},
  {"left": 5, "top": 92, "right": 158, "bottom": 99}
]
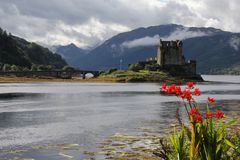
[
  {"left": 121, "top": 35, "right": 160, "bottom": 48},
  {"left": 163, "top": 28, "right": 209, "bottom": 40},
  {"left": 229, "top": 36, "right": 240, "bottom": 51},
  {"left": 121, "top": 28, "right": 209, "bottom": 48}
]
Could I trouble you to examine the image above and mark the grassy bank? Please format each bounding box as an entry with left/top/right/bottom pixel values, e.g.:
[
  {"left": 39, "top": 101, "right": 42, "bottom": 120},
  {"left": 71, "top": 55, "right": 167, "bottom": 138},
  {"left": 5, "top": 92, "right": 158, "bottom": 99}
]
[
  {"left": 98, "top": 70, "right": 203, "bottom": 83},
  {"left": 0, "top": 70, "right": 203, "bottom": 83}
]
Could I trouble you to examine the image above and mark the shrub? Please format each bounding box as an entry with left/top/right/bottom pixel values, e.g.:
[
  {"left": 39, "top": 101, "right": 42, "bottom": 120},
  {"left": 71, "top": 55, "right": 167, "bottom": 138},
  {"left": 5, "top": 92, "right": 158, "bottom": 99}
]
[
  {"left": 158, "top": 82, "right": 240, "bottom": 160},
  {"left": 128, "top": 63, "right": 143, "bottom": 72},
  {"left": 99, "top": 70, "right": 106, "bottom": 75},
  {"left": 31, "top": 64, "right": 38, "bottom": 71},
  {"left": 144, "top": 63, "right": 160, "bottom": 71},
  {"left": 22, "top": 67, "right": 29, "bottom": 71},
  {"left": 62, "top": 65, "right": 75, "bottom": 71},
  {"left": 108, "top": 68, "right": 118, "bottom": 74},
  {"left": 2, "top": 64, "right": 11, "bottom": 71},
  {"left": 10, "top": 65, "right": 20, "bottom": 71}
]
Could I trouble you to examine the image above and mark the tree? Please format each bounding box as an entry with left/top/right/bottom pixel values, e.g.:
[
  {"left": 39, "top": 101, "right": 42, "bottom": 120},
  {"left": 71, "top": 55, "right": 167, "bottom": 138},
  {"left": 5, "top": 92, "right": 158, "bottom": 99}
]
[
  {"left": 45, "top": 65, "right": 54, "bottom": 71},
  {"left": 22, "top": 67, "right": 29, "bottom": 71},
  {"left": 0, "top": 28, "right": 3, "bottom": 35},
  {"left": 31, "top": 64, "right": 38, "bottom": 71},
  {"left": 0, "top": 63, "right": 3, "bottom": 71},
  {"left": 108, "top": 68, "right": 118, "bottom": 74},
  {"left": 128, "top": 63, "right": 143, "bottom": 72},
  {"left": 10, "top": 65, "right": 20, "bottom": 71},
  {"left": 144, "top": 63, "right": 160, "bottom": 71},
  {"left": 2, "top": 64, "right": 11, "bottom": 71},
  {"left": 62, "top": 65, "right": 75, "bottom": 71},
  {"left": 37, "top": 65, "right": 46, "bottom": 71}
]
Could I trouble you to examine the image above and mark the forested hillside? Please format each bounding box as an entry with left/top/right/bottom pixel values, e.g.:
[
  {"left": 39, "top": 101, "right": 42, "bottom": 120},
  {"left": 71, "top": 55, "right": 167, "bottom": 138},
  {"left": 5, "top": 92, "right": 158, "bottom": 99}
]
[{"left": 0, "top": 28, "right": 67, "bottom": 71}]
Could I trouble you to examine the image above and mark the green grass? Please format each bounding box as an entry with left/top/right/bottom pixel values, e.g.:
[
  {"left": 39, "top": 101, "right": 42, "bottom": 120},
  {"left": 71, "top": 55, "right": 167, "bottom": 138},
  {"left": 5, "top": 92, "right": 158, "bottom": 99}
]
[
  {"left": 99, "top": 70, "right": 173, "bottom": 82},
  {"left": 99, "top": 69, "right": 203, "bottom": 83},
  {"left": 102, "top": 70, "right": 167, "bottom": 78}
]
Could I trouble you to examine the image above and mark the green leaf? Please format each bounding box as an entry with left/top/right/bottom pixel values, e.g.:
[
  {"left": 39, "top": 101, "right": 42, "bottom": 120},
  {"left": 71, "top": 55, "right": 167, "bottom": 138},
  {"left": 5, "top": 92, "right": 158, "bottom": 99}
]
[
  {"left": 221, "top": 118, "right": 239, "bottom": 132},
  {"left": 224, "top": 139, "right": 236, "bottom": 148}
]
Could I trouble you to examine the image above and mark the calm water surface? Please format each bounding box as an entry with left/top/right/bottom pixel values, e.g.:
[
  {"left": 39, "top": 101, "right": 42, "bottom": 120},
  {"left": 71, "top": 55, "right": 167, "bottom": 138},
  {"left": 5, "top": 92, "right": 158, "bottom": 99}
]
[{"left": 0, "top": 75, "right": 239, "bottom": 159}]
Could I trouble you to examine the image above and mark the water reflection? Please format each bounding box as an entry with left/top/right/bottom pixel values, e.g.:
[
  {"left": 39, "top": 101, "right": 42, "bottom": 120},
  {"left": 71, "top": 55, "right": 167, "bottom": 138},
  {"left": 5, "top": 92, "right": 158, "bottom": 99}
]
[
  {"left": 0, "top": 93, "right": 42, "bottom": 100},
  {"left": 0, "top": 75, "right": 239, "bottom": 159}
]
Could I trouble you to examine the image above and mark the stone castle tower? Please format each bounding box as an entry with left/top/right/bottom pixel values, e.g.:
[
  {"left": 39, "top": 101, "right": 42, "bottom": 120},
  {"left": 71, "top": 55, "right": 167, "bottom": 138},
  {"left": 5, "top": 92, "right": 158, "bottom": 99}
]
[
  {"left": 157, "top": 39, "right": 185, "bottom": 66},
  {"left": 141, "top": 39, "right": 197, "bottom": 75}
]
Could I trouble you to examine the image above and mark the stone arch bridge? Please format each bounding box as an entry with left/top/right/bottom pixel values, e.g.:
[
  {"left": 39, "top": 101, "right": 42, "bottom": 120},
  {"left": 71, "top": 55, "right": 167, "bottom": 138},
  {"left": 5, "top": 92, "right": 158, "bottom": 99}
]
[{"left": 0, "top": 70, "right": 100, "bottom": 79}]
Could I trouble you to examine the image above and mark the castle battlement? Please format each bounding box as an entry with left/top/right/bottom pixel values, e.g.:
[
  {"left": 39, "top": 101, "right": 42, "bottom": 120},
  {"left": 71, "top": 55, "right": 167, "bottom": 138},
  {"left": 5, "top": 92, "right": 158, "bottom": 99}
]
[{"left": 159, "top": 40, "right": 183, "bottom": 49}]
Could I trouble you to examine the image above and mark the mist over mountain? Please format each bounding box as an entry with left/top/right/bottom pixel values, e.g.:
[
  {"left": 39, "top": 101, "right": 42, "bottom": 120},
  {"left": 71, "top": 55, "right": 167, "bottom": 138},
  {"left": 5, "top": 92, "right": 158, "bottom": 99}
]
[{"left": 54, "top": 24, "right": 240, "bottom": 74}]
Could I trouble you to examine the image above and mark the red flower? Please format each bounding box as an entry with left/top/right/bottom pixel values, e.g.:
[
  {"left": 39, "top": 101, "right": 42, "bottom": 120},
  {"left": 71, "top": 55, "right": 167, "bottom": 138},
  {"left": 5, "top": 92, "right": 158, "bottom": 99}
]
[
  {"left": 161, "top": 83, "right": 167, "bottom": 90},
  {"left": 205, "top": 110, "right": 213, "bottom": 119},
  {"left": 186, "top": 82, "right": 194, "bottom": 88},
  {"left": 189, "top": 107, "right": 199, "bottom": 115},
  {"left": 193, "top": 88, "right": 200, "bottom": 96},
  {"left": 181, "top": 89, "right": 192, "bottom": 100},
  {"left": 175, "top": 86, "right": 182, "bottom": 95},
  {"left": 215, "top": 110, "right": 223, "bottom": 118},
  {"left": 194, "top": 114, "right": 202, "bottom": 122},
  {"left": 208, "top": 96, "right": 215, "bottom": 103},
  {"left": 166, "top": 84, "right": 176, "bottom": 94}
]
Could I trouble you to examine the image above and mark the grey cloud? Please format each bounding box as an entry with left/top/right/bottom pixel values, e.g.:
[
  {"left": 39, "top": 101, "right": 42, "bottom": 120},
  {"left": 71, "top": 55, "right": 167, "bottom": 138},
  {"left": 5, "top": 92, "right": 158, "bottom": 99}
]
[
  {"left": 121, "top": 35, "right": 160, "bottom": 48},
  {"left": 0, "top": 0, "right": 240, "bottom": 48},
  {"left": 121, "top": 27, "right": 209, "bottom": 48},
  {"left": 164, "top": 28, "right": 208, "bottom": 40}
]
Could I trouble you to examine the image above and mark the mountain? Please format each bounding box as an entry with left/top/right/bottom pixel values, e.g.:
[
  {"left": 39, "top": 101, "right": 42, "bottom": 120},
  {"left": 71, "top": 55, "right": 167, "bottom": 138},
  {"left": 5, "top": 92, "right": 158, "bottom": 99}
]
[
  {"left": 0, "top": 28, "right": 67, "bottom": 69},
  {"left": 53, "top": 24, "right": 240, "bottom": 74},
  {"left": 183, "top": 33, "right": 240, "bottom": 74},
  {"left": 55, "top": 43, "right": 89, "bottom": 68}
]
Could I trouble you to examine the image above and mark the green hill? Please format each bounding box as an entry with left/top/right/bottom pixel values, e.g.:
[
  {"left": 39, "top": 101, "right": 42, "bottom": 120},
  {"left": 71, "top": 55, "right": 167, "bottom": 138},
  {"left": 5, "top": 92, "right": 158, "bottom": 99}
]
[{"left": 0, "top": 28, "right": 67, "bottom": 70}]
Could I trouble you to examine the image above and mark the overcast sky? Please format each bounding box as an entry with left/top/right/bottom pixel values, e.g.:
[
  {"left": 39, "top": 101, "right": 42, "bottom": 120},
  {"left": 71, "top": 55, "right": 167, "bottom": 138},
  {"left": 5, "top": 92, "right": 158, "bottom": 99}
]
[{"left": 0, "top": 0, "right": 239, "bottom": 48}]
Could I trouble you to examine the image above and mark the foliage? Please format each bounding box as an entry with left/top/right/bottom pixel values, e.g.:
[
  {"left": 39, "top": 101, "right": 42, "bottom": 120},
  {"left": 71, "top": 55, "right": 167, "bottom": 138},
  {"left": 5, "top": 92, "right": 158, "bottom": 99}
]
[
  {"left": 0, "top": 63, "right": 59, "bottom": 72},
  {"left": 10, "top": 65, "right": 20, "bottom": 71},
  {"left": 169, "top": 128, "right": 188, "bottom": 159},
  {"left": 31, "top": 64, "right": 38, "bottom": 71},
  {"left": 128, "top": 63, "right": 144, "bottom": 72},
  {"left": 144, "top": 63, "right": 160, "bottom": 71},
  {"left": 22, "top": 67, "right": 30, "bottom": 71},
  {"left": 62, "top": 65, "right": 75, "bottom": 71},
  {"left": 0, "top": 27, "right": 67, "bottom": 69},
  {"left": 158, "top": 82, "right": 239, "bottom": 160},
  {"left": 2, "top": 64, "right": 11, "bottom": 71},
  {"left": 100, "top": 69, "right": 169, "bottom": 82},
  {"left": 108, "top": 68, "right": 118, "bottom": 74},
  {"left": 37, "top": 65, "right": 55, "bottom": 71}
]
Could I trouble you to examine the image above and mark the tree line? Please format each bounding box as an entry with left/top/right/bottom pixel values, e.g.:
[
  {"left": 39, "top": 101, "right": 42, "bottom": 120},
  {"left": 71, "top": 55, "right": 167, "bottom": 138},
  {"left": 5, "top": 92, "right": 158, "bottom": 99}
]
[{"left": 0, "top": 63, "right": 75, "bottom": 72}]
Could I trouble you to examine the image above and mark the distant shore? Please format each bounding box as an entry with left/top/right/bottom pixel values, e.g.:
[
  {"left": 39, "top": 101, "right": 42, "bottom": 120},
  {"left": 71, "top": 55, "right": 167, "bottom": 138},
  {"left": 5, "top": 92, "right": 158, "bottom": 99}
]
[
  {"left": 0, "top": 76, "right": 109, "bottom": 83},
  {"left": 0, "top": 74, "right": 203, "bottom": 84}
]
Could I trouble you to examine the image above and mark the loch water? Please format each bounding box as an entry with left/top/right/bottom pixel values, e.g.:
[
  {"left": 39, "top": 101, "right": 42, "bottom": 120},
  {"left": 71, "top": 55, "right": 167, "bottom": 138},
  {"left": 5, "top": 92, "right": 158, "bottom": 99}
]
[{"left": 0, "top": 75, "right": 239, "bottom": 159}]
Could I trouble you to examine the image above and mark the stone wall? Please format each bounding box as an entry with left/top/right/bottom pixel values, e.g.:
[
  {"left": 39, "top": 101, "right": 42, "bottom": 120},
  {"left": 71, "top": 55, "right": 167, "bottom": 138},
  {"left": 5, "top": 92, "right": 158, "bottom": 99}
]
[{"left": 157, "top": 40, "right": 185, "bottom": 66}]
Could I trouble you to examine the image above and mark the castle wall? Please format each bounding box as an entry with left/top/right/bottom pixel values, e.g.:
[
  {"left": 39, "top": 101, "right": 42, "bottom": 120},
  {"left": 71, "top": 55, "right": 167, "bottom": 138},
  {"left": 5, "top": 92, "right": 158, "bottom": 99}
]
[
  {"left": 157, "top": 40, "right": 185, "bottom": 66},
  {"left": 184, "top": 60, "right": 196, "bottom": 75}
]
